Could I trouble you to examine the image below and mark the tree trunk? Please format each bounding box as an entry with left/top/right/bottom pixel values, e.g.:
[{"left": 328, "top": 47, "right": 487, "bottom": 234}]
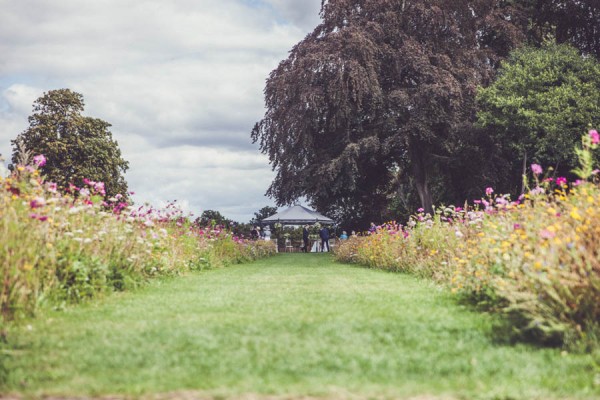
[{"left": 410, "top": 145, "right": 433, "bottom": 214}]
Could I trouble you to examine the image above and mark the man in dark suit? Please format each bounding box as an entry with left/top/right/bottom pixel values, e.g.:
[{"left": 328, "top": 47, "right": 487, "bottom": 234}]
[
  {"left": 319, "top": 226, "right": 330, "bottom": 252},
  {"left": 302, "top": 225, "right": 310, "bottom": 252}
]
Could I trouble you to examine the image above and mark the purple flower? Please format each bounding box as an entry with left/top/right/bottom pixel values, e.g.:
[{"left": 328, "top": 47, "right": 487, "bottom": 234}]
[
  {"left": 590, "top": 129, "right": 600, "bottom": 145},
  {"left": 485, "top": 187, "right": 494, "bottom": 196},
  {"left": 531, "top": 164, "right": 543, "bottom": 175},
  {"left": 33, "top": 154, "right": 46, "bottom": 167},
  {"left": 417, "top": 208, "right": 424, "bottom": 213}
]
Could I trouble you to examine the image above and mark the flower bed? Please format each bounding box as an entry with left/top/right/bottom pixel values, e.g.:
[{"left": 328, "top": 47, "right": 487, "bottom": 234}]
[
  {"left": 0, "top": 160, "right": 276, "bottom": 322},
  {"left": 336, "top": 130, "right": 600, "bottom": 347}
]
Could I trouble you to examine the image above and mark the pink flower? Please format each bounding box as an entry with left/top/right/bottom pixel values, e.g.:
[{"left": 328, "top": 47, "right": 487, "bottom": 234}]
[
  {"left": 417, "top": 208, "right": 424, "bottom": 213},
  {"left": 29, "top": 197, "right": 46, "bottom": 209},
  {"left": 33, "top": 154, "right": 46, "bottom": 167},
  {"left": 556, "top": 177, "right": 567, "bottom": 186},
  {"left": 485, "top": 187, "right": 494, "bottom": 196},
  {"left": 29, "top": 213, "right": 48, "bottom": 222},
  {"left": 46, "top": 182, "right": 58, "bottom": 193},
  {"left": 539, "top": 229, "right": 555, "bottom": 239},
  {"left": 531, "top": 164, "right": 543, "bottom": 175},
  {"left": 573, "top": 179, "right": 585, "bottom": 186},
  {"left": 590, "top": 129, "right": 600, "bottom": 145},
  {"left": 93, "top": 181, "right": 105, "bottom": 195}
]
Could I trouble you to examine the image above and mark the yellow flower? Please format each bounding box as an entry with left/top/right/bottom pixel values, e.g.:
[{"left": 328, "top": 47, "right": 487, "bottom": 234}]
[
  {"left": 570, "top": 209, "right": 583, "bottom": 221},
  {"left": 23, "top": 263, "right": 33, "bottom": 271}
]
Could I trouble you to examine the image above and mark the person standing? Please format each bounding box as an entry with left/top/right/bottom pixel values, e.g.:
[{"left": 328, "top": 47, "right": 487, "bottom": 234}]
[
  {"left": 368, "top": 222, "right": 377, "bottom": 234},
  {"left": 302, "top": 225, "right": 310, "bottom": 252},
  {"left": 319, "top": 225, "right": 330, "bottom": 252}
]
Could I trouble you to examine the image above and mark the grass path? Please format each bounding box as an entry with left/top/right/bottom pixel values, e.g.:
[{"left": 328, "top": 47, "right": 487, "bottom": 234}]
[{"left": 3, "top": 254, "right": 598, "bottom": 399}]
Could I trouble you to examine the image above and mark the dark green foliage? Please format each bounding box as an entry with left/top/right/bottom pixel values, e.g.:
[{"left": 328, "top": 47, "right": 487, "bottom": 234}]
[
  {"left": 249, "top": 205, "right": 278, "bottom": 225},
  {"left": 477, "top": 43, "right": 600, "bottom": 191},
  {"left": 11, "top": 89, "right": 129, "bottom": 198},
  {"left": 523, "top": 0, "right": 600, "bottom": 58},
  {"left": 196, "top": 209, "right": 231, "bottom": 227}
]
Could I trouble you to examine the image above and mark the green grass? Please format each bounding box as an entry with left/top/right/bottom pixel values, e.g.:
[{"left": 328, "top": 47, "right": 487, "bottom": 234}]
[{"left": 2, "top": 254, "right": 599, "bottom": 399}]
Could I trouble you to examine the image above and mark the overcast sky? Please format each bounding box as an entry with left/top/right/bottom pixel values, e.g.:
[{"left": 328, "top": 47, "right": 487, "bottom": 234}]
[{"left": 0, "top": 0, "right": 322, "bottom": 222}]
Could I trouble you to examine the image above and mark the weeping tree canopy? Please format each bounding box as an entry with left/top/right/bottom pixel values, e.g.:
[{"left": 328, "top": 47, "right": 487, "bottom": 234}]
[{"left": 252, "top": 0, "right": 525, "bottom": 227}]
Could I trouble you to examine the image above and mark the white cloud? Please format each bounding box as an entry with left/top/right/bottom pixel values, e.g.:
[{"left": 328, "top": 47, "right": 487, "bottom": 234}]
[{"left": 0, "top": 0, "right": 322, "bottom": 222}]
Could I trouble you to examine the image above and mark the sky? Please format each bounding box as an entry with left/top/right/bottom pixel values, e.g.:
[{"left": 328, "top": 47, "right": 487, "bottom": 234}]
[{"left": 0, "top": 0, "right": 322, "bottom": 223}]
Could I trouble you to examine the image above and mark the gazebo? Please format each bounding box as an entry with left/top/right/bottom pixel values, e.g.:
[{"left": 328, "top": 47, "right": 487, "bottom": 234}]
[
  {"left": 262, "top": 204, "right": 334, "bottom": 226},
  {"left": 262, "top": 205, "right": 334, "bottom": 253}
]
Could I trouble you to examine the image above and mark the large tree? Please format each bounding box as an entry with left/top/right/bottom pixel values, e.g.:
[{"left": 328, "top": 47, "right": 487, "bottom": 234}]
[
  {"left": 11, "top": 89, "right": 129, "bottom": 198},
  {"left": 250, "top": 205, "right": 278, "bottom": 226},
  {"left": 477, "top": 43, "right": 600, "bottom": 190},
  {"left": 252, "top": 0, "right": 525, "bottom": 226}
]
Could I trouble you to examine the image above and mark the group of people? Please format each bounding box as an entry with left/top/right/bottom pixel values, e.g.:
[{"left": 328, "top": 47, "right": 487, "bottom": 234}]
[
  {"left": 302, "top": 225, "right": 332, "bottom": 252},
  {"left": 300, "top": 226, "right": 356, "bottom": 252},
  {"left": 250, "top": 225, "right": 271, "bottom": 240},
  {"left": 251, "top": 224, "right": 359, "bottom": 252}
]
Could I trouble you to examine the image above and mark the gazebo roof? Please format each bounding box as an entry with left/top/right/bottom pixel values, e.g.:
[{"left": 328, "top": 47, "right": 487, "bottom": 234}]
[{"left": 262, "top": 205, "right": 334, "bottom": 225}]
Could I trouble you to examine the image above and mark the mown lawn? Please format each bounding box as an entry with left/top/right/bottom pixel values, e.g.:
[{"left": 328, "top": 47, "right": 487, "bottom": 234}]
[{"left": 2, "top": 254, "right": 598, "bottom": 399}]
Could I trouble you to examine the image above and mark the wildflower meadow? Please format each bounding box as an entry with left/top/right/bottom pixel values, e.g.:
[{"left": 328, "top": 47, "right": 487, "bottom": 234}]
[
  {"left": 336, "top": 129, "right": 600, "bottom": 349},
  {"left": 0, "top": 154, "right": 276, "bottom": 324}
]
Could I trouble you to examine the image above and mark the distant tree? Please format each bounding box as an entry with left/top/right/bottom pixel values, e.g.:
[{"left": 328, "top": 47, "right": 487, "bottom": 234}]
[
  {"left": 523, "top": 0, "right": 600, "bottom": 58},
  {"left": 477, "top": 43, "right": 600, "bottom": 191},
  {"left": 252, "top": 0, "right": 525, "bottom": 224},
  {"left": 249, "top": 205, "right": 278, "bottom": 226},
  {"left": 197, "top": 210, "right": 231, "bottom": 227},
  {"left": 11, "top": 89, "right": 129, "bottom": 198}
]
